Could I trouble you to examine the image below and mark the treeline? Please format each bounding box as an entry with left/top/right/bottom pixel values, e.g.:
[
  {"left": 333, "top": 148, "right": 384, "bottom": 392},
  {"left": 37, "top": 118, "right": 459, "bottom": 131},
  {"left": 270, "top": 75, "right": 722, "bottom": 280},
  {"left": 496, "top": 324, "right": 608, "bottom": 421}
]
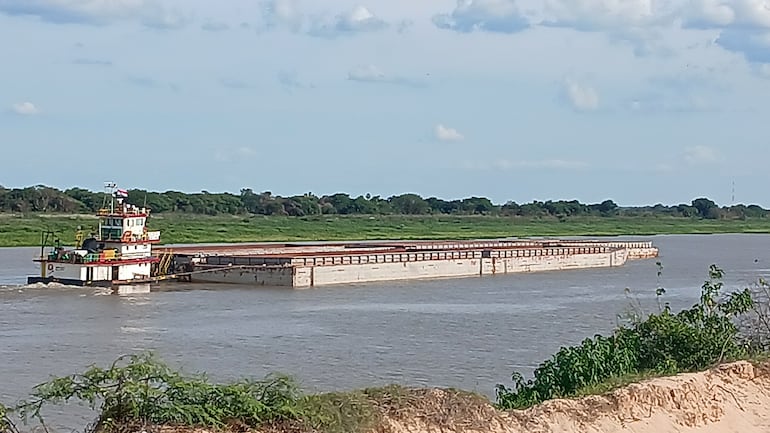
[{"left": 0, "top": 185, "right": 767, "bottom": 219}]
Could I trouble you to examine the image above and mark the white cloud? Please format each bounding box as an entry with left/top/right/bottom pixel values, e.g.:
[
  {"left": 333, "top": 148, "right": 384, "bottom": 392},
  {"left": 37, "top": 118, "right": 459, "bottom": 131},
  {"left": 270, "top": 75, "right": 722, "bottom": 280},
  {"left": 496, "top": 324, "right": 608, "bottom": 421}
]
[
  {"left": 544, "top": 0, "right": 661, "bottom": 30},
  {"left": 433, "top": 0, "right": 529, "bottom": 33},
  {"left": 260, "top": 0, "right": 303, "bottom": 31},
  {"left": 11, "top": 102, "right": 39, "bottom": 115},
  {"left": 261, "top": 1, "right": 387, "bottom": 37},
  {"left": 683, "top": 145, "right": 719, "bottom": 165},
  {"left": 562, "top": 79, "right": 599, "bottom": 111},
  {"left": 681, "top": 1, "right": 770, "bottom": 63},
  {"left": 0, "top": 0, "right": 185, "bottom": 28},
  {"left": 308, "top": 6, "right": 387, "bottom": 37},
  {"left": 434, "top": 124, "right": 464, "bottom": 141},
  {"left": 683, "top": 0, "right": 770, "bottom": 29}
]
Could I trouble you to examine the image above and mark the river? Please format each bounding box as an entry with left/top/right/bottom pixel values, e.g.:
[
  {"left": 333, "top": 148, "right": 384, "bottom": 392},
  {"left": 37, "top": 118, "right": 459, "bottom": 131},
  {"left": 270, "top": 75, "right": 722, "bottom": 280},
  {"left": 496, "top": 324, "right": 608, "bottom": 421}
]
[{"left": 1, "top": 234, "right": 768, "bottom": 431}]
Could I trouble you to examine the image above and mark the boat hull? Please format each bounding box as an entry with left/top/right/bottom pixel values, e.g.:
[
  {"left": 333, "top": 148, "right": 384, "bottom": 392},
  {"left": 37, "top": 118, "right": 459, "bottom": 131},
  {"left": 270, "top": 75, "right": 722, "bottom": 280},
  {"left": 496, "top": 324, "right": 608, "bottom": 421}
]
[{"left": 27, "top": 276, "right": 114, "bottom": 287}]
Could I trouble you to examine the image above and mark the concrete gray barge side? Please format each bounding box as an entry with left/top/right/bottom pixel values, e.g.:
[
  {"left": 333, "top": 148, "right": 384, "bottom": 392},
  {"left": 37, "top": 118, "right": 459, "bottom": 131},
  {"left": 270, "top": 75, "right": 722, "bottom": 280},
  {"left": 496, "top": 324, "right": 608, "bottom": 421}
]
[{"left": 154, "top": 239, "right": 658, "bottom": 288}]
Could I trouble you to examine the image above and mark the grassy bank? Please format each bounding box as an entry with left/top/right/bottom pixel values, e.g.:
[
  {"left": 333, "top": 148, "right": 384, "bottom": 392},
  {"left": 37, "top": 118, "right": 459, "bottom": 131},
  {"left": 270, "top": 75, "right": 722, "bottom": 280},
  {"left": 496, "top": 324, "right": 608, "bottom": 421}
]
[{"left": 2, "top": 213, "right": 770, "bottom": 247}]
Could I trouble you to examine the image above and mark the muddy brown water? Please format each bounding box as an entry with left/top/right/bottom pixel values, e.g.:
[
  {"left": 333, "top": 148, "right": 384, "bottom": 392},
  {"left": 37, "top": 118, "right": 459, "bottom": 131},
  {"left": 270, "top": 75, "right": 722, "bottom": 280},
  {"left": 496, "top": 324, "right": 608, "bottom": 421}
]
[{"left": 1, "top": 234, "right": 769, "bottom": 431}]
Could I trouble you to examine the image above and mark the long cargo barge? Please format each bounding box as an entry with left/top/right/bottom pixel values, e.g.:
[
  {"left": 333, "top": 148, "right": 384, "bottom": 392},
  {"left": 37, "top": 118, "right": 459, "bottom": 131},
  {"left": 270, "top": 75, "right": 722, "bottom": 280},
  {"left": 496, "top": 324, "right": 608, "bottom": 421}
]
[
  {"left": 26, "top": 185, "right": 659, "bottom": 292},
  {"left": 155, "top": 239, "right": 658, "bottom": 288}
]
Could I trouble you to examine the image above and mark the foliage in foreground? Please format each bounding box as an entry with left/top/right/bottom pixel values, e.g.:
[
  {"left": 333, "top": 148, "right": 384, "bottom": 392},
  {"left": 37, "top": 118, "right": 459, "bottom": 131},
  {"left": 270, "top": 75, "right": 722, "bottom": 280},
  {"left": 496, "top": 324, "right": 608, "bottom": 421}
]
[
  {"left": 495, "top": 265, "right": 756, "bottom": 409},
  {"left": 11, "top": 354, "right": 304, "bottom": 431},
  {"left": 3, "top": 354, "right": 407, "bottom": 433}
]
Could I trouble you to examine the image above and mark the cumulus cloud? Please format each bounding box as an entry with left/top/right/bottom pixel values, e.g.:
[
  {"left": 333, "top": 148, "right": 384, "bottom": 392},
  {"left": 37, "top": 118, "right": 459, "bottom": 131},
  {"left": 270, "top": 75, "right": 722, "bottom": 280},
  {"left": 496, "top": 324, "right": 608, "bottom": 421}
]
[
  {"left": 681, "top": 1, "right": 770, "bottom": 63},
  {"left": 543, "top": 0, "right": 661, "bottom": 30},
  {"left": 347, "top": 65, "right": 426, "bottom": 87},
  {"left": 433, "top": 0, "right": 529, "bottom": 33},
  {"left": 260, "top": 0, "right": 303, "bottom": 31},
  {"left": 682, "top": 0, "right": 770, "bottom": 29},
  {"left": 434, "top": 124, "right": 464, "bottom": 141},
  {"left": 0, "top": 0, "right": 185, "bottom": 28},
  {"left": 260, "top": 1, "right": 388, "bottom": 37},
  {"left": 683, "top": 145, "right": 719, "bottom": 165},
  {"left": 541, "top": 1, "right": 676, "bottom": 56},
  {"left": 11, "top": 102, "right": 40, "bottom": 115},
  {"left": 308, "top": 5, "right": 387, "bottom": 38},
  {"left": 716, "top": 28, "right": 770, "bottom": 63},
  {"left": 562, "top": 79, "right": 599, "bottom": 111}
]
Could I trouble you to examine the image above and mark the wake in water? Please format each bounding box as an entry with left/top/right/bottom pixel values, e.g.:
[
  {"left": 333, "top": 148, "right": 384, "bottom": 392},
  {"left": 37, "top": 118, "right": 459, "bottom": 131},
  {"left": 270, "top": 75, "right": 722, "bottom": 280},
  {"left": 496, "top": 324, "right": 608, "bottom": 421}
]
[{"left": 0, "top": 282, "right": 113, "bottom": 296}]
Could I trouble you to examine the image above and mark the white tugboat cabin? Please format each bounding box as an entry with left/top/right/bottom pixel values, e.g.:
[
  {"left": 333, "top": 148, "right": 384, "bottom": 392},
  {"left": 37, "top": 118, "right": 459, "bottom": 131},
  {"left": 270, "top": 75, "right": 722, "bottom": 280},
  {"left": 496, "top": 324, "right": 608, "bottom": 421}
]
[{"left": 28, "top": 183, "right": 161, "bottom": 287}]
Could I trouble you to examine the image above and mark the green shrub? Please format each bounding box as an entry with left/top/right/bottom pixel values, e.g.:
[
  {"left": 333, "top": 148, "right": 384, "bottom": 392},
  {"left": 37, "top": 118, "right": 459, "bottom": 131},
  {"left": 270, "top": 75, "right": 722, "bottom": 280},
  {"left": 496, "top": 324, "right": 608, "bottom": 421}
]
[
  {"left": 496, "top": 265, "right": 755, "bottom": 410},
  {"left": 13, "top": 353, "right": 303, "bottom": 431}
]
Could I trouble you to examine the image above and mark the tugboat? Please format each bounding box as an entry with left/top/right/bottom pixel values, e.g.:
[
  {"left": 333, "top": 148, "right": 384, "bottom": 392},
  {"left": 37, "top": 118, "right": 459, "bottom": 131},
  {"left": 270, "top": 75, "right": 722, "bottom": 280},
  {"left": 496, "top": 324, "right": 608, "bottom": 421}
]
[{"left": 27, "top": 182, "right": 161, "bottom": 288}]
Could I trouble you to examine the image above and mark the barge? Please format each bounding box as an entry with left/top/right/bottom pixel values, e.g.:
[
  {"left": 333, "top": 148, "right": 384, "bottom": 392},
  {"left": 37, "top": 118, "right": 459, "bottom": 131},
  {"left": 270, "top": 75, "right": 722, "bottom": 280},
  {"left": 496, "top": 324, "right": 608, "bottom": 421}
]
[
  {"left": 158, "top": 239, "right": 659, "bottom": 288},
  {"left": 26, "top": 184, "right": 659, "bottom": 291}
]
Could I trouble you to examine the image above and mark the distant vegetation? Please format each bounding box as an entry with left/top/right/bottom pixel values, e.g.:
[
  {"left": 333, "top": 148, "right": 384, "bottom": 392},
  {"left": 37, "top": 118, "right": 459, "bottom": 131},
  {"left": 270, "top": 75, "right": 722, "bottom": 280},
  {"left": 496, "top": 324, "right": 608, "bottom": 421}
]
[{"left": 0, "top": 184, "right": 767, "bottom": 219}]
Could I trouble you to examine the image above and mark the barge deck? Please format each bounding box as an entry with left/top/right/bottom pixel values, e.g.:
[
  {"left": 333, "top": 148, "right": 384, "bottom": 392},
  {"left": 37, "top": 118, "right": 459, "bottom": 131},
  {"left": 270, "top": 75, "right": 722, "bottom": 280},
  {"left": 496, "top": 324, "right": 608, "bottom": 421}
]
[{"left": 153, "top": 239, "right": 658, "bottom": 288}]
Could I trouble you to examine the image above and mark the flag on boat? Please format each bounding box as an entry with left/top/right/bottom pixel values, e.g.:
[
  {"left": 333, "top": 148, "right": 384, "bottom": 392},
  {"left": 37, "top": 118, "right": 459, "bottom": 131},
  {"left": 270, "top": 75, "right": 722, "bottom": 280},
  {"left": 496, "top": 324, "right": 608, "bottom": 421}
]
[{"left": 115, "top": 188, "right": 129, "bottom": 198}]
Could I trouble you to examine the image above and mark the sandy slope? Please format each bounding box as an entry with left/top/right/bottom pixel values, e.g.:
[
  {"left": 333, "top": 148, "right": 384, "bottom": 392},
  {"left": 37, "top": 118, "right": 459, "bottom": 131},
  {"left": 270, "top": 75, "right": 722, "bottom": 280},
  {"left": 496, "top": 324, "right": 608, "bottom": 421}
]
[{"left": 378, "top": 361, "right": 770, "bottom": 433}]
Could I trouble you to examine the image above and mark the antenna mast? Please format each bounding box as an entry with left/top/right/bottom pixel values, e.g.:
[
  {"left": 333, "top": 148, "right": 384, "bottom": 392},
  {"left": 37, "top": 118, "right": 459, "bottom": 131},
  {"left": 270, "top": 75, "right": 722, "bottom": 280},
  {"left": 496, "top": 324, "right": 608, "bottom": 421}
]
[
  {"left": 732, "top": 179, "right": 735, "bottom": 205},
  {"left": 104, "top": 181, "right": 117, "bottom": 213}
]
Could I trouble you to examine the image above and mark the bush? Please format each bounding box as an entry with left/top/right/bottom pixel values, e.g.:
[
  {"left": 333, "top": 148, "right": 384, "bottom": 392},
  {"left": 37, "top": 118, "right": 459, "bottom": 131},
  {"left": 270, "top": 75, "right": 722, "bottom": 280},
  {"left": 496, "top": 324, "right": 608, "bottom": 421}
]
[
  {"left": 496, "top": 265, "right": 755, "bottom": 410},
  {"left": 12, "top": 353, "right": 303, "bottom": 432}
]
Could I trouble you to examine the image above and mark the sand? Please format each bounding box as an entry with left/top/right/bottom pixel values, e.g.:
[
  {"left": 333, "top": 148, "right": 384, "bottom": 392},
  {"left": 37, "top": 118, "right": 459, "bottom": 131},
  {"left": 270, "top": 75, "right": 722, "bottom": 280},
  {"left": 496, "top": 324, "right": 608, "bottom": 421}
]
[{"left": 378, "top": 361, "right": 770, "bottom": 433}]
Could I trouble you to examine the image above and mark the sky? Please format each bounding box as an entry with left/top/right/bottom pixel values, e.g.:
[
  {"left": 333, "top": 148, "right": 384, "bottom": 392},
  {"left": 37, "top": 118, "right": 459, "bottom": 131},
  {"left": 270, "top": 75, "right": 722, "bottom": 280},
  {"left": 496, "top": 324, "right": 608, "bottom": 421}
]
[{"left": 1, "top": 0, "right": 769, "bottom": 207}]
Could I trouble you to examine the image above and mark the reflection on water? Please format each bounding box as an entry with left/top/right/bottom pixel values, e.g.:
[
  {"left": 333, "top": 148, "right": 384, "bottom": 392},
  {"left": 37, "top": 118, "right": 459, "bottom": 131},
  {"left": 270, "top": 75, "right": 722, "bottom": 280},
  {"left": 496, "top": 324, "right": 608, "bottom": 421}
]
[{"left": 0, "top": 234, "right": 769, "bottom": 431}]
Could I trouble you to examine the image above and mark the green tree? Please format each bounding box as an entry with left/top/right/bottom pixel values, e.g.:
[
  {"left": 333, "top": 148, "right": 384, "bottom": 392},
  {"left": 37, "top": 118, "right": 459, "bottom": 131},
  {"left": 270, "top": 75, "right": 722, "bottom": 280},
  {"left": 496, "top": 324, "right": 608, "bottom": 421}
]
[
  {"left": 388, "top": 193, "right": 430, "bottom": 215},
  {"left": 691, "top": 198, "right": 719, "bottom": 219}
]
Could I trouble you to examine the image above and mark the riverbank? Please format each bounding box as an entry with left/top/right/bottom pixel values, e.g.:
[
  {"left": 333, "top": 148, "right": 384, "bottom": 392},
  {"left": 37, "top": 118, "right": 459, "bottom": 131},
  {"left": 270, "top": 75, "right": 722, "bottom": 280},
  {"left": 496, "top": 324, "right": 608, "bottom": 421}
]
[
  {"left": 313, "top": 361, "right": 770, "bottom": 433},
  {"left": 5, "top": 361, "right": 768, "bottom": 433},
  {"left": 2, "top": 213, "right": 770, "bottom": 247},
  {"left": 338, "top": 361, "right": 770, "bottom": 433}
]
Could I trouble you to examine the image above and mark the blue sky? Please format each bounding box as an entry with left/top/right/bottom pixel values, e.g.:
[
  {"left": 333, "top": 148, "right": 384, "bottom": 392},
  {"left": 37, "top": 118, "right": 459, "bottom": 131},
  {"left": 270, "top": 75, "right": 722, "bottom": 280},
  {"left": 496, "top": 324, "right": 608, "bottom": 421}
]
[{"left": 1, "top": 0, "right": 769, "bottom": 206}]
